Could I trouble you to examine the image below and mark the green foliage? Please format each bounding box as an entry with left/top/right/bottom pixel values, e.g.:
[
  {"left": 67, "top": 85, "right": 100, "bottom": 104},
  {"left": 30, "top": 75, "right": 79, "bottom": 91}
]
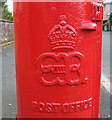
[
  {"left": 109, "top": 12, "right": 112, "bottom": 25},
  {"left": 109, "top": 12, "right": 112, "bottom": 24},
  {"left": 0, "top": 1, "right": 13, "bottom": 21}
]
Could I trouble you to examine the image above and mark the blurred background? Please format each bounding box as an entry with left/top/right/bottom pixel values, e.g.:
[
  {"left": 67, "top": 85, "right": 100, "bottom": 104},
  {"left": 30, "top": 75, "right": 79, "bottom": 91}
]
[
  {"left": 103, "top": 0, "right": 112, "bottom": 31},
  {"left": 0, "top": 0, "right": 13, "bottom": 44},
  {"left": 0, "top": 0, "right": 111, "bottom": 119}
]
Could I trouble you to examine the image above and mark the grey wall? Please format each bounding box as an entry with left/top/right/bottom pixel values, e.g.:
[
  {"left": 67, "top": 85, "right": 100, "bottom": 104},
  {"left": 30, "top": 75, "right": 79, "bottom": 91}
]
[
  {"left": 104, "top": 3, "right": 112, "bottom": 20},
  {"left": 0, "top": 20, "right": 14, "bottom": 44}
]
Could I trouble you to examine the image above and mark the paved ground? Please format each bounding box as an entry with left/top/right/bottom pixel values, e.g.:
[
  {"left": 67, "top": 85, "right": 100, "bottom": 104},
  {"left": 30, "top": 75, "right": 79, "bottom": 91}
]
[
  {"left": 2, "top": 45, "right": 16, "bottom": 118},
  {"left": 102, "top": 32, "right": 111, "bottom": 79},
  {"left": 1, "top": 32, "right": 112, "bottom": 118}
]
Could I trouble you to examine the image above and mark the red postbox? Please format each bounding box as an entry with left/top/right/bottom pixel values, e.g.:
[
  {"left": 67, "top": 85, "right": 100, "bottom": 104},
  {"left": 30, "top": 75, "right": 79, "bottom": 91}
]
[{"left": 14, "top": 0, "right": 103, "bottom": 118}]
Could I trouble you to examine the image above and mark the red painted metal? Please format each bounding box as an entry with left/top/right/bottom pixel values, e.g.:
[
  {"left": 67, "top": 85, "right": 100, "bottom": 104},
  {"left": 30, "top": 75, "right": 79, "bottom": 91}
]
[{"left": 14, "top": 1, "right": 103, "bottom": 118}]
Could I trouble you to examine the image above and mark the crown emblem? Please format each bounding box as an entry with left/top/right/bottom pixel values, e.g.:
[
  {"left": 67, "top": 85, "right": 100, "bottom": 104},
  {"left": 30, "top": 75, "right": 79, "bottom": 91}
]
[{"left": 48, "top": 15, "right": 77, "bottom": 51}]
